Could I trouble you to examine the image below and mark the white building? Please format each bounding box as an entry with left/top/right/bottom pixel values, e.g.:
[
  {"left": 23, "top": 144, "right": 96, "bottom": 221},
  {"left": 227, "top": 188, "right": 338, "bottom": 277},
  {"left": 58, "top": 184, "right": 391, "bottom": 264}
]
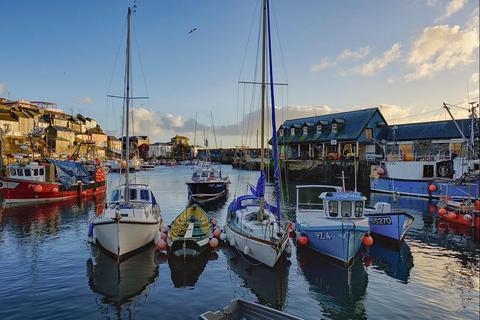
[{"left": 149, "top": 142, "right": 173, "bottom": 158}]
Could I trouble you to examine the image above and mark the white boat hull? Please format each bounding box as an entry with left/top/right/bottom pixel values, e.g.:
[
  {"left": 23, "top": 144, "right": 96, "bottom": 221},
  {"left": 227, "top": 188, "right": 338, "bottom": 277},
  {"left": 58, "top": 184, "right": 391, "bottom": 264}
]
[
  {"left": 94, "top": 220, "right": 160, "bottom": 257},
  {"left": 224, "top": 223, "right": 289, "bottom": 268}
]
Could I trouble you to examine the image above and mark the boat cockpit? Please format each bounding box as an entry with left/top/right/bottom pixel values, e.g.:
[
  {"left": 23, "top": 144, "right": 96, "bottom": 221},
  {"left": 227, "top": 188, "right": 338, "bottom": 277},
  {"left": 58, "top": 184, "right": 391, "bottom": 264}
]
[
  {"left": 319, "top": 192, "right": 366, "bottom": 219},
  {"left": 109, "top": 184, "right": 158, "bottom": 206}
]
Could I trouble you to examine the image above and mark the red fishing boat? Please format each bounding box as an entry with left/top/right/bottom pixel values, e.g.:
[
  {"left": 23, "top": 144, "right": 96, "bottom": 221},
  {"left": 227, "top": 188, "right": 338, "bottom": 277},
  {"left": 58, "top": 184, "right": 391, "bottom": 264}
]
[
  {"left": 437, "top": 198, "right": 480, "bottom": 229},
  {"left": 0, "top": 160, "right": 107, "bottom": 205}
]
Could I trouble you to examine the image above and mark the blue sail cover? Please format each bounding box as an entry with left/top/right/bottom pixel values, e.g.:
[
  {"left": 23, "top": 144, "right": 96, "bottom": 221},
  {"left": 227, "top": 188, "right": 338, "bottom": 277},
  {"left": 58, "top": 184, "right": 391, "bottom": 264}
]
[
  {"left": 228, "top": 195, "right": 278, "bottom": 215},
  {"left": 48, "top": 160, "right": 92, "bottom": 189},
  {"left": 250, "top": 170, "right": 266, "bottom": 198}
]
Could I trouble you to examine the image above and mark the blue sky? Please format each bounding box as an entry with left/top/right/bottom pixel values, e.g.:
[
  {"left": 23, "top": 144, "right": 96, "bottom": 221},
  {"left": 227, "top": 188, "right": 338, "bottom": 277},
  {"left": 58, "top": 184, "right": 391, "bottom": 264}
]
[{"left": 0, "top": 0, "right": 478, "bottom": 146}]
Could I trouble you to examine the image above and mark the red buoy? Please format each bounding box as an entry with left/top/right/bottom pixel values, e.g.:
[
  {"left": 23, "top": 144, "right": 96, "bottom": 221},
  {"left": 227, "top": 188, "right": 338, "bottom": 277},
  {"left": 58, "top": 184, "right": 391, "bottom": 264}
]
[
  {"left": 297, "top": 236, "right": 308, "bottom": 246},
  {"left": 428, "top": 184, "right": 437, "bottom": 193},
  {"left": 363, "top": 234, "right": 374, "bottom": 247},
  {"left": 438, "top": 208, "right": 447, "bottom": 216},
  {"left": 447, "top": 211, "right": 457, "bottom": 220},
  {"left": 213, "top": 228, "right": 222, "bottom": 238},
  {"left": 34, "top": 185, "right": 43, "bottom": 193}
]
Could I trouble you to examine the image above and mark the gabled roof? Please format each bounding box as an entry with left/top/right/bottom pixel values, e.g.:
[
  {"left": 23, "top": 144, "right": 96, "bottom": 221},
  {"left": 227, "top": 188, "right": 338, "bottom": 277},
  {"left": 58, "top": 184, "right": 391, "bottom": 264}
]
[
  {"left": 107, "top": 135, "right": 120, "bottom": 141},
  {"left": 378, "top": 118, "right": 479, "bottom": 141},
  {"left": 277, "top": 107, "right": 383, "bottom": 144},
  {"left": 0, "top": 113, "right": 17, "bottom": 122}
]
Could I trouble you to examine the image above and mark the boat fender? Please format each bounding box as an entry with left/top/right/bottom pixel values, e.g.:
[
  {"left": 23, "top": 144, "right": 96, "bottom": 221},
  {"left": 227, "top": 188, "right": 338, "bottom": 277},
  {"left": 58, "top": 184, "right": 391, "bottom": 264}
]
[
  {"left": 161, "top": 225, "right": 169, "bottom": 234},
  {"left": 87, "top": 223, "right": 94, "bottom": 238},
  {"left": 160, "top": 232, "right": 167, "bottom": 240},
  {"left": 213, "top": 228, "right": 222, "bottom": 238},
  {"left": 297, "top": 236, "right": 308, "bottom": 246},
  {"left": 155, "top": 239, "right": 167, "bottom": 250},
  {"left": 34, "top": 184, "right": 43, "bottom": 193},
  {"left": 209, "top": 238, "right": 219, "bottom": 248},
  {"left": 229, "top": 237, "right": 236, "bottom": 247},
  {"left": 243, "top": 245, "right": 250, "bottom": 255},
  {"left": 211, "top": 218, "right": 217, "bottom": 226},
  {"left": 438, "top": 208, "right": 447, "bottom": 216},
  {"left": 285, "top": 241, "right": 292, "bottom": 255},
  {"left": 219, "top": 233, "right": 227, "bottom": 241},
  {"left": 428, "top": 184, "right": 437, "bottom": 193},
  {"left": 362, "top": 234, "right": 374, "bottom": 247},
  {"left": 52, "top": 187, "right": 59, "bottom": 193}
]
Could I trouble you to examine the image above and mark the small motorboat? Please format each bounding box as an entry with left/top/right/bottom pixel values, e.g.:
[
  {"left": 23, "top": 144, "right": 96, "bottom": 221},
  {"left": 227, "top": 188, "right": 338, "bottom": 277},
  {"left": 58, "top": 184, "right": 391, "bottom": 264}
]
[
  {"left": 186, "top": 162, "right": 229, "bottom": 204},
  {"left": 199, "top": 298, "right": 303, "bottom": 320},
  {"left": 295, "top": 185, "right": 370, "bottom": 264},
  {"left": 167, "top": 205, "right": 212, "bottom": 257},
  {"left": 140, "top": 161, "right": 155, "bottom": 170},
  {"left": 437, "top": 198, "right": 480, "bottom": 229},
  {"left": 364, "top": 202, "right": 414, "bottom": 242}
]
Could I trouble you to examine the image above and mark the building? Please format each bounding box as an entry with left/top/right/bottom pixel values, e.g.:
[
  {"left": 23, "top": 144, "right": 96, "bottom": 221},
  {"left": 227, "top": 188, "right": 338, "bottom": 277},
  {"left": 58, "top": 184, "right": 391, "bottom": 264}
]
[
  {"left": 149, "top": 142, "right": 173, "bottom": 158},
  {"left": 276, "top": 108, "right": 386, "bottom": 160},
  {"left": 11, "top": 110, "right": 34, "bottom": 135},
  {"left": 170, "top": 135, "right": 189, "bottom": 148},
  {"left": 0, "top": 112, "right": 21, "bottom": 136},
  {"left": 377, "top": 118, "right": 479, "bottom": 161},
  {"left": 45, "top": 125, "right": 76, "bottom": 154}
]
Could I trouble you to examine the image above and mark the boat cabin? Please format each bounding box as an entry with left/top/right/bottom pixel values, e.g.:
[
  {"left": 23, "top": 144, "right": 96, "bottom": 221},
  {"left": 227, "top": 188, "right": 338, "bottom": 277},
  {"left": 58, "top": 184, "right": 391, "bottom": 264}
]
[
  {"left": 319, "top": 192, "right": 366, "bottom": 219},
  {"left": 110, "top": 184, "right": 158, "bottom": 205},
  {"left": 191, "top": 166, "right": 222, "bottom": 181},
  {"left": 6, "top": 162, "right": 47, "bottom": 182}
]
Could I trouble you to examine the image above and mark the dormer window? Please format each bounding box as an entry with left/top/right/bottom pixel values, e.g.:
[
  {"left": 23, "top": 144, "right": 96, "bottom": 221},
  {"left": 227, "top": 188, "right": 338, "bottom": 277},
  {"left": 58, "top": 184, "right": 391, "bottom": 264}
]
[
  {"left": 332, "top": 123, "right": 338, "bottom": 133},
  {"left": 303, "top": 126, "right": 308, "bottom": 135},
  {"left": 279, "top": 129, "right": 284, "bottom": 137},
  {"left": 290, "top": 128, "right": 295, "bottom": 136},
  {"left": 316, "top": 125, "right": 322, "bottom": 134}
]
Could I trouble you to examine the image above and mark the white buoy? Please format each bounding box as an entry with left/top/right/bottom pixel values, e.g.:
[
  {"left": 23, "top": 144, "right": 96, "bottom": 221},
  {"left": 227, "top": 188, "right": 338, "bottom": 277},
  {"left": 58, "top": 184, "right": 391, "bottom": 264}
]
[
  {"left": 243, "top": 245, "right": 250, "bottom": 255},
  {"left": 219, "top": 233, "right": 227, "bottom": 241},
  {"left": 229, "top": 237, "right": 236, "bottom": 247}
]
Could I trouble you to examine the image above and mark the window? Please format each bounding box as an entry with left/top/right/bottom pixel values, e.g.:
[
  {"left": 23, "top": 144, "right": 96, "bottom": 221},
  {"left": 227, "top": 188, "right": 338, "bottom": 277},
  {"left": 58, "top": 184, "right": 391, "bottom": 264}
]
[
  {"left": 328, "top": 201, "right": 338, "bottom": 217},
  {"left": 365, "top": 128, "right": 373, "bottom": 139},
  {"left": 341, "top": 201, "right": 352, "bottom": 217},
  {"left": 317, "top": 125, "right": 322, "bottom": 134},
  {"left": 39, "top": 168, "right": 44, "bottom": 175},
  {"left": 332, "top": 124, "right": 338, "bottom": 133},
  {"left": 279, "top": 129, "right": 284, "bottom": 137},
  {"left": 290, "top": 128, "right": 295, "bottom": 136},
  {"left": 111, "top": 190, "right": 120, "bottom": 202},
  {"left": 130, "top": 189, "right": 137, "bottom": 200},
  {"left": 303, "top": 126, "right": 308, "bottom": 135},
  {"left": 423, "top": 165, "right": 434, "bottom": 178},
  {"left": 17, "top": 169, "right": 23, "bottom": 176},
  {"left": 34, "top": 169, "right": 38, "bottom": 176},
  {"left": 140, "top": 189, "right": 150, "bottom": 201},
  {"left": 24, "top": 169, "right": 31, "bottom": 176},
  {"left": 9, "top": 168, "right": 16, "bottom": 176},
  {"left": 355, "top": 201, "right": 363, "bottom": 217}
]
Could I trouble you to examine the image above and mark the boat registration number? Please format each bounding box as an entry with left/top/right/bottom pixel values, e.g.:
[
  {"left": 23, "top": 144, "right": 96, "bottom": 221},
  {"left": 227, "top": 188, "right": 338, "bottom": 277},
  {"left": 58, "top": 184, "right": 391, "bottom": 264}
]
[
  {"left": 369, "top": 217, "right": 392, "bottom": 225},
  {"left": 314, "top": 232, "right": 332, "bottom": 240}
]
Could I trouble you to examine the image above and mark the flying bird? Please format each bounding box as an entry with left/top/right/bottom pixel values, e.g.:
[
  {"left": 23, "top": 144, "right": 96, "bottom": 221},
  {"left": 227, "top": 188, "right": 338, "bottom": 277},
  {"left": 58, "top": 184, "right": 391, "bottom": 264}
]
[{"left": 188, "top": 27, "right": 198, "bottom": 34}]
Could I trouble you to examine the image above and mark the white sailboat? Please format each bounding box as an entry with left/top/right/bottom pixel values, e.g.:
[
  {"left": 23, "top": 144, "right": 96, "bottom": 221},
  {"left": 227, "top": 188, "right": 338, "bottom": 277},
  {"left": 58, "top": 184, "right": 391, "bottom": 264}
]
[
  {"left": 91, "top": 7, "right": 162, "bottom": 260},
  {"left": 225, "top": 0, "right": 290, "bottom": 268}
]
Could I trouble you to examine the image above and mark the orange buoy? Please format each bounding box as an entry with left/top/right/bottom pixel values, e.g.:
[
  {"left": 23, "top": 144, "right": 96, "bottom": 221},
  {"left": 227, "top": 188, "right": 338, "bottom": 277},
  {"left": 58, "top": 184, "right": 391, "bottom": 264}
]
[
  {"left": 363, "top": 234, "right": 374, "bottom": 246},
  {"left": 209, "top": 238, "right": 219, "bottom": 248},
  {"left": 428, "top": 184, "right": 437, "bottom": 193},
  {"left": 213, "top": 228, "right": 222, "bottom": 238},
  {"left": 156, "top": 238, "right": 167, "bottom": 250},
  {"left": 447, "top": 211, "right": 457, "bottom": 220},
  {"left": 297, "top": 236, "right": 308, "bottom": 246},
  {"left": 34, "top": 184, "right": 43, "bottom": 193},
  {"left": 438, "top": 208, "right": 447, "bottom": 216}
]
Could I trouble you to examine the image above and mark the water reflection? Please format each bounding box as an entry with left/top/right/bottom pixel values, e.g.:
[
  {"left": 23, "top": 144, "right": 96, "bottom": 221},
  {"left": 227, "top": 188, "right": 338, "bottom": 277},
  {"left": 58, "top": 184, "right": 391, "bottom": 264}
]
[
  {"left": 222, "top": 246, "right": 290, "bottom": 310},
  {"left": 367, "top": 242, "right": 414, "bottom": 283},
  {"left": 297, "top": 246, "right": 368, "bottom": 320},
  {"left": 86, "top": 244, "right": 162, "bottom": 305},
  {"left": 167, "top": 251, "right": 212, "bottom": 288}
]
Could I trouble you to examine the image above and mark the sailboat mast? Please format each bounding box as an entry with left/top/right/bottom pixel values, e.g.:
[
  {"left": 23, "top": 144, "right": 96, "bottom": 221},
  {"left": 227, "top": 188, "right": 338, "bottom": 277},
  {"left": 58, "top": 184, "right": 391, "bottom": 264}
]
[
  {"left": 125, "top": 7, "right": 132, "bottom": 200},
  {"left": 258, "top": 0, "right": 267, "bottom": 220}
]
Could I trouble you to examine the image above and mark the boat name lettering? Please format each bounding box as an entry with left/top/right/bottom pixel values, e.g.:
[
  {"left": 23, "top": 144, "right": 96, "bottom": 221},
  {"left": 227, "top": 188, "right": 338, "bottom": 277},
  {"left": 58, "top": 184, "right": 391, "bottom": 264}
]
[
  {"left": 315, "top": 232, "right": 332, "bottom": 240},
  {"left": 369, "top": 217, "right": 392, "bottom": 225}
]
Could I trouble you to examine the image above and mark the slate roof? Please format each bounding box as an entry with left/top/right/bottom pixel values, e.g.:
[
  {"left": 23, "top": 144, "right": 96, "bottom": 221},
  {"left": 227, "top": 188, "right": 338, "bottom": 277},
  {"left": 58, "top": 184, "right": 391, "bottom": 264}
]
[
  {"left": 276, "top": 107, "right": 383, "bottom": 144},
  {"left": 378, "top": 118, "right": 479, "bottom": 141}
]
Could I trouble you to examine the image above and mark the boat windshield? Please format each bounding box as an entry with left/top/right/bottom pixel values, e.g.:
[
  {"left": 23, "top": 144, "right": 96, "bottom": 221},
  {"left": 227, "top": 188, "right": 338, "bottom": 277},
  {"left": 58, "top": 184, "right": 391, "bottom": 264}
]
[
  {"left": 355, "top": 201, "right": 364, "bottom": 217},
  {"left": 328, "top": 201, "right": 338, "bottom": 217},
  {"left": 341, "top": 201, "right": 352, "bottom": 217}
]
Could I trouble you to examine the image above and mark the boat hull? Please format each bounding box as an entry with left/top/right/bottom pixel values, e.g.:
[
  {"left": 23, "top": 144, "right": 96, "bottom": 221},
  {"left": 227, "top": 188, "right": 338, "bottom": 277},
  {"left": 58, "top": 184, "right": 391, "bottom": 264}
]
[
  {"left": 370, "top": 176, "right": 479, "bottom": 200},
  {"left": 296, "top": 224, "right": 368, "bottom": 264},
  {"left": 168, "top": 238, "right": 210, "bottom": 257},
  {"left": 186, "top": 181, "right": 227, "bottom": 203},
  {"left": 93, "top": 220, "right": 160, "bottom": 258},
  {"left": 224, "top": 223, "right": 289, "bottom": 268},
  {"left": 365, "top": 212, "right": 414, "bottom": 241},
  {"left": 0, "top": 178, "right": 106, "bottom": 205}
]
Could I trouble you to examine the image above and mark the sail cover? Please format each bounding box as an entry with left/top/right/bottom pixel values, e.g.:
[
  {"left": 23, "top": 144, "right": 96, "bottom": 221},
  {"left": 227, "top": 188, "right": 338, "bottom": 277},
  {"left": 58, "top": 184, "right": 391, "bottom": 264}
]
[
  {"left": 49, "top": 160, "right": 92, "bottom": 189},
  {"left": 250, "top": 170, "right": 265, "bottom": 198}
]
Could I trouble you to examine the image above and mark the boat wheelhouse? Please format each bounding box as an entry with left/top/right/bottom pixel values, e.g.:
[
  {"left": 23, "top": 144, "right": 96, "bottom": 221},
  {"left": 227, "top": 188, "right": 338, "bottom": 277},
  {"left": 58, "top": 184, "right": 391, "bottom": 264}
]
[{"left": 186, "top": 162, "right": 229, "bottom": 204}]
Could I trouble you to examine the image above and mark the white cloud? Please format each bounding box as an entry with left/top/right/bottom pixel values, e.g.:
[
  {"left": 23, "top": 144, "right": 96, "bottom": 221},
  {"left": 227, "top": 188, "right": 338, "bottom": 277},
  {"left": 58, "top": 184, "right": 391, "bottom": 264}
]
[
  {"left": 310, "top": 46, "right": 370, "bottom": 72},
  {"left": 353, "top": 43, "right": 401, "bottom": 76},
  {"left": 379, "top": 103, "right": 470, "bottom": 124},
  {"left": 426, "top": 0, "right": 439, "bottom": 7},
  {"left": 77, "top": 96, "right": 94, "bottom": 105},
  {"left": 436, "top": 0, "right": 468, "bottom": 21},
  {"left": 405, "top": 10, "right": 479, "bottom": 81},
  {"left": 0, "top": 82, "right": 6, "bottom": 96}
]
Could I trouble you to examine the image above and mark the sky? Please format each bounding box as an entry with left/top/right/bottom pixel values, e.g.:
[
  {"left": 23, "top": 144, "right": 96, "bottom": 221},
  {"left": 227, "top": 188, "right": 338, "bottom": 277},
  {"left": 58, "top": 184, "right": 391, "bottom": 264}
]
[{"left": 0, "top": 0, "right": 478, "bottom": 147}]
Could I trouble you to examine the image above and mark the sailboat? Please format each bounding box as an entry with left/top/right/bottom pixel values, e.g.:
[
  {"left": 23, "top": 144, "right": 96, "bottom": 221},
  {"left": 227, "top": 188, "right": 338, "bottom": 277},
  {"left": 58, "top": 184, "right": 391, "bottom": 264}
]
[
  {"left": 224, "top": 0, "right": 290, "bottom": 268},
  {"left": 90, "top": 7, "right": 162, "bottom": 259}
]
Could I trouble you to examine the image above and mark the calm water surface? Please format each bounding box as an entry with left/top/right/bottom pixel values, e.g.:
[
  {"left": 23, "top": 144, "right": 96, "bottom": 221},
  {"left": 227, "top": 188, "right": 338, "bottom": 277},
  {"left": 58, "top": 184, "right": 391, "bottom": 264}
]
[{"left": 0, "top": 165, "right": 478, "bottom": 319}]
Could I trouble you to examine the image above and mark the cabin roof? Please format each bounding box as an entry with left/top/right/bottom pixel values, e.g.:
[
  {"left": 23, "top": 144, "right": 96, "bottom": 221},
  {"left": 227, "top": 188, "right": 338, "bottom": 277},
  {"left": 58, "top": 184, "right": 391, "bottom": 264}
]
[{"left": 320, "top": 191, "right": 367, "bottom": 201}]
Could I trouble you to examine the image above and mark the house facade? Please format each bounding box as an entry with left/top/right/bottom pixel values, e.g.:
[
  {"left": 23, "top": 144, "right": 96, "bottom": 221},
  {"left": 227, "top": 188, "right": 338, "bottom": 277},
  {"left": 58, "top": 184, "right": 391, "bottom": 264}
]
[{"left": 149, "top": 142, "right": 173, "bottom": 158}]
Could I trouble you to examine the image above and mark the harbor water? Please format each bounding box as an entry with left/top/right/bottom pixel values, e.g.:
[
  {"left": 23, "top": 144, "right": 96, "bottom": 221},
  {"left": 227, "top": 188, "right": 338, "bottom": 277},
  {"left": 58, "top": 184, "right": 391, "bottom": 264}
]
[{"left": 0, "top": 165, "right": 478, "bottom": 320}]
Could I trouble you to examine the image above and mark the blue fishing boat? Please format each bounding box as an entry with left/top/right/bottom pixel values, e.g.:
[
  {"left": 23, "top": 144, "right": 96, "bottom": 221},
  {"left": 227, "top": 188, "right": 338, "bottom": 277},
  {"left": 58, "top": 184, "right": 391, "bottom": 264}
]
[
  {"left": 295, "top": 185, "right": 370, "bottom": 264},
  {"left": 364, "top": 202, "right": 414, "bottom": 242}
]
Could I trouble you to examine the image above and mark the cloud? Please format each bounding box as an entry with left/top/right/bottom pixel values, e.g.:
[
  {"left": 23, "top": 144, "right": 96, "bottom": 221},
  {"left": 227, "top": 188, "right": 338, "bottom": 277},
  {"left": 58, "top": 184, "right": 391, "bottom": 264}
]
[
  {"left": 310, "top": 46, "right": 370, "bottom": 72},
  {"left": 426, "top": 0, "right": 439, "bottom": 7},
  {"left": 77, "top": 96, "right": 94, "bottom": 105},
  {"left": 436, "top": 0, "right": 468, "bottom": 21},
  {"left": 0, "top": 82, "right": 6, "bottom": 95},
  {"left": 379, "top": 103, "right": 470, "bottom": 124},
  {"left": 352, "top": 43, "right": 401, "bottom": 76},
  {"left": 471, "top": 72, "right": 479, "bottom": 83},
  {"left": 405, "top": 10, "right": 479, "bottom": 81}
]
